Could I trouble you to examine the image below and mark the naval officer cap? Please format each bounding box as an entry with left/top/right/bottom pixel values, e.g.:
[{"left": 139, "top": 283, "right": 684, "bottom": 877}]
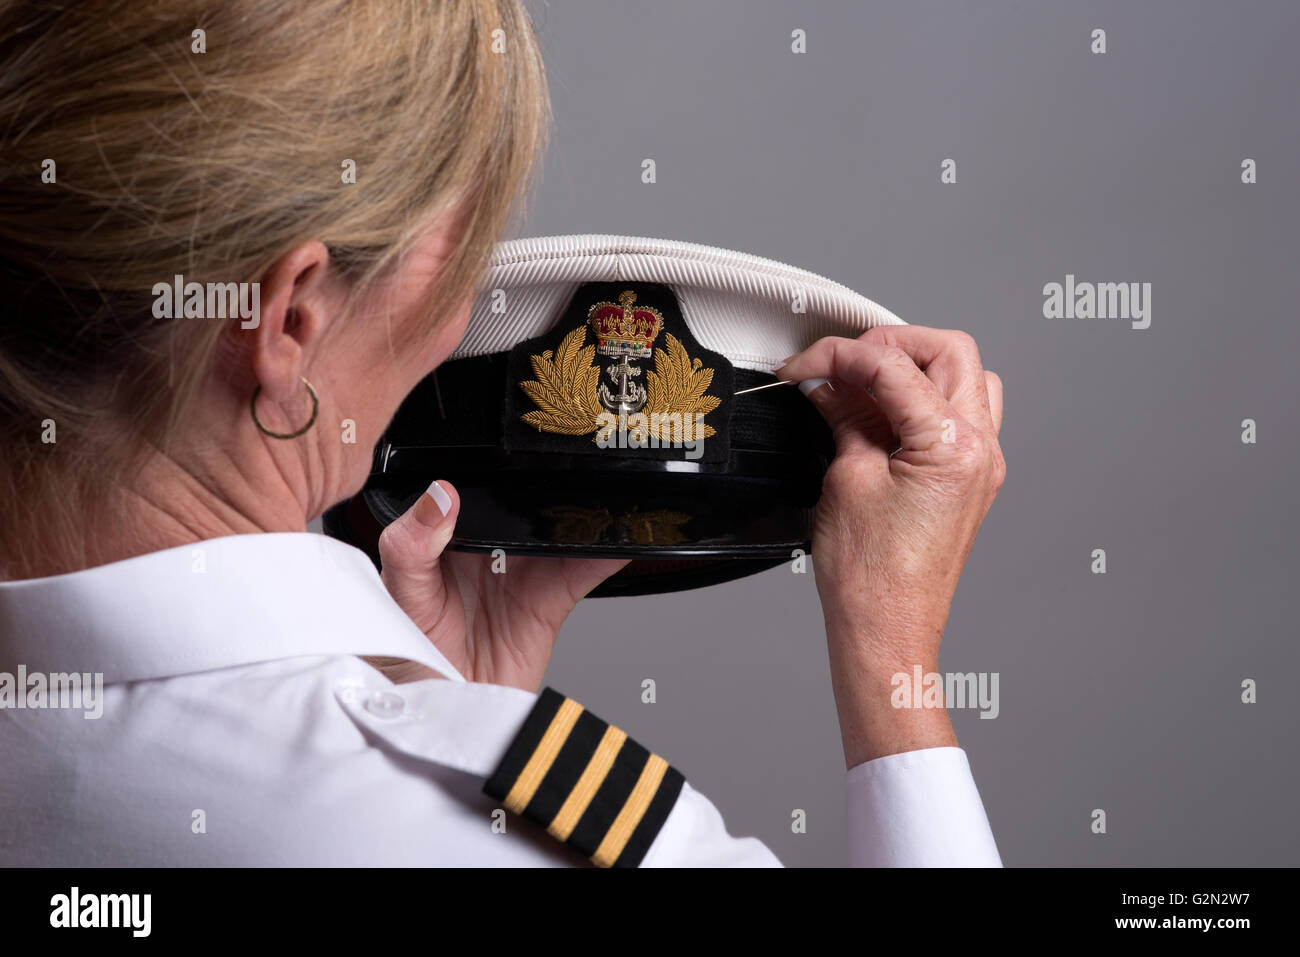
[{"left": 324, "top": 235, "right": 905, "bottom": 596}]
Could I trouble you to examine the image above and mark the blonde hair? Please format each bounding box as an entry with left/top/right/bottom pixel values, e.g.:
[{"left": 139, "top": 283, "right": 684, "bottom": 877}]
[{"left": 0, "top": 0, "right": 548, "bottom": 575}]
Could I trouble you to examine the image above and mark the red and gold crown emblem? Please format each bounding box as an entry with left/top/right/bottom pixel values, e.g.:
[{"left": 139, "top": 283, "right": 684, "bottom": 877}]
[{"left": 587, "top": 290, "right": 663, "bottom": 357}]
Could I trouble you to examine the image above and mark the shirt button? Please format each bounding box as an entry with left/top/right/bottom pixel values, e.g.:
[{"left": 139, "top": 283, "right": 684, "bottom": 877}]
[{"left": 363, "top": 690, "right": 406, "bottom": 719}]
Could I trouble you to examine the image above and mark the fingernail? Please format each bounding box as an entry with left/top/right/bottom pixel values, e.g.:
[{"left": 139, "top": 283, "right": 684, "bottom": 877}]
[
  {"left": 426, "top": 479, "right": 452, "bottom": 516},
  {"left": 798, "top": 377, "right": 832, "bottom": 396}
]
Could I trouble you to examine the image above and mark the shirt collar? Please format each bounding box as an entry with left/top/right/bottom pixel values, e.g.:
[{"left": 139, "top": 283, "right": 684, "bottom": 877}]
[{"left": 0, "top": 532, "right": 465, "bottom": 684}]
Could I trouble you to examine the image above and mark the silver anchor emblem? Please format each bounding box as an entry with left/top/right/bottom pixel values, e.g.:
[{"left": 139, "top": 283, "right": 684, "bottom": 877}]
[{"left": 599, "top": 354, "right": 647, "bottom": 415}]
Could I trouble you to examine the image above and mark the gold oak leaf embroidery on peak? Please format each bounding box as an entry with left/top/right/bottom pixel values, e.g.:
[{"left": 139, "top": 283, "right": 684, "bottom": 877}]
[{"left": 541, "top": 505, "right": 693, "bottom": 546}]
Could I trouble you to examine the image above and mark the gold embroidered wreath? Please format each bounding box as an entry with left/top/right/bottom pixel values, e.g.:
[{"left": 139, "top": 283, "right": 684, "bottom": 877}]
[{"left": 519, "top": 326, "right": 719, "bottom": 442}]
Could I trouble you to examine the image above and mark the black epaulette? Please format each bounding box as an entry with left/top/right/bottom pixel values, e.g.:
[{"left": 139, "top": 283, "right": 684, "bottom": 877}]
[{"left": 484, "top": 687, "right": 685, "bottom": 868}]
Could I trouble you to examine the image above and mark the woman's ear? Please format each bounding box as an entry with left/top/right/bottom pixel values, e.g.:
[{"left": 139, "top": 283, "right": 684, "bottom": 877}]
[{"left": 250, "top": 240, "right": 333, "bottom": 403}]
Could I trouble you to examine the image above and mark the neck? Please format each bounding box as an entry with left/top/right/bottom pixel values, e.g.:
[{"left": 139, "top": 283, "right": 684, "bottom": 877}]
[{"left": 1, "top": 444, "right": 314, "bottom": 581}]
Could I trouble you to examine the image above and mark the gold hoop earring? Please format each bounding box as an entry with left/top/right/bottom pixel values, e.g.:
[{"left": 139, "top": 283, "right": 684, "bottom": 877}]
[{"left": 250, "top": 376, "right": 319, "bottom": 440}]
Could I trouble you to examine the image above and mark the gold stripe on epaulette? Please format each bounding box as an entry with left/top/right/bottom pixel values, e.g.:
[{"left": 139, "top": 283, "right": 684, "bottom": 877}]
[
  {"left": 592, "top": 753, "right": 669, "bottom": 867},
  {"left": 548, "top": 725, "right": 627, "bottom": 840},
  {"left": 502, "top": 697, "right": 584, "bottom": 813}
]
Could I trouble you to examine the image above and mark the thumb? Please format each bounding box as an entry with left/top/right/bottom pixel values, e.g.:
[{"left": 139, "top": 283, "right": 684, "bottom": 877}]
[{"left": 378, "top": 479, "right": 460, "bottom": 626}]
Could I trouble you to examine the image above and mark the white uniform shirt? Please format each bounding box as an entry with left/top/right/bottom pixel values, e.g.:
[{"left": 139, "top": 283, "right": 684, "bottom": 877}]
[{"left": 0, "top": 533, "right": 1001, "bottom": 867}]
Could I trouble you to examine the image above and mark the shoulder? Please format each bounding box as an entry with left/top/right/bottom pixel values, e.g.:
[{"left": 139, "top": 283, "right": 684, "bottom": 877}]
[{"left": 0, "top": 656, "right": 778, "bottom": 866}]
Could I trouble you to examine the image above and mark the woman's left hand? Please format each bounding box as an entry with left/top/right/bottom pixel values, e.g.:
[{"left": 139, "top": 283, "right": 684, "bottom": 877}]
[{"left": 371, "top": 479, "right": 627, "bottom": 689}]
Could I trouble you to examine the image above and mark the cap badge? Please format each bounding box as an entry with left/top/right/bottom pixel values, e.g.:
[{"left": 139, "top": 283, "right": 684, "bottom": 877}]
[{"left": 518, "top": 290, "right": 720, "bottom": 442}]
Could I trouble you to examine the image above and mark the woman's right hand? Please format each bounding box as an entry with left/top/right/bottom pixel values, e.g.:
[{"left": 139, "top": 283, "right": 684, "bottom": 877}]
[{"left": 776, "top": 326, "right": 1005, "bottom": 769}]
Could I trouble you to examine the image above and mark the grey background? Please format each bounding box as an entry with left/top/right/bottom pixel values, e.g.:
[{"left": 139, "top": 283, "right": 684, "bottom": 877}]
[{"left": 501, "top": 0, "right": 1300, "bottom": 867}]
